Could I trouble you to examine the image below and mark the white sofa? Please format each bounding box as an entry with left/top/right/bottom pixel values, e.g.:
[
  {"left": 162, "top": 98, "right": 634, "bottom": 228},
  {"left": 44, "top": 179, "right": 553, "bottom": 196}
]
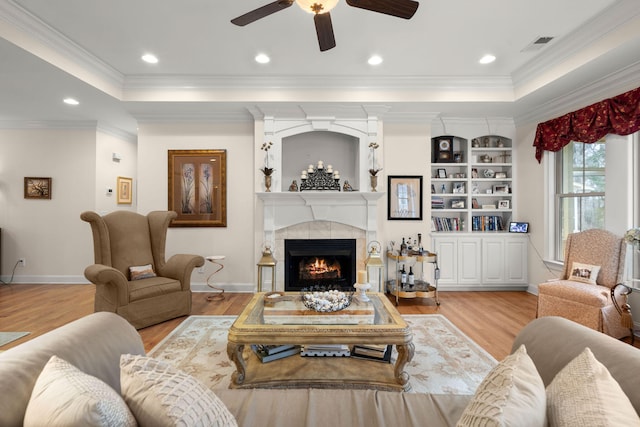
[{"left": 1, "top": 312, "right": 638, "bottom": 426}]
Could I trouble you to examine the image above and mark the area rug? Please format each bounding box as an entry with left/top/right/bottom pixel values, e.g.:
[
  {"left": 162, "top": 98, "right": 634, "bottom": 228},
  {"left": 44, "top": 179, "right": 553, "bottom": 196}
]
[
  {"left": 0, "top": 331, "right": 29, "bottom": 347},
  {"left": 149, "top": 314, "right": 497, "bottom": 395}
]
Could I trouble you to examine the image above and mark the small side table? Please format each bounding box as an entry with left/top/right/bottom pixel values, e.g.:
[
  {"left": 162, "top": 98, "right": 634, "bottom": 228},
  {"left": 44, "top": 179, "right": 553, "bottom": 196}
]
[
  {"left": 612, "top": 280, "right": 638, "bottom": 344},
  {"left": 205, "top": 255, "right": 225, "bottom": 301}
]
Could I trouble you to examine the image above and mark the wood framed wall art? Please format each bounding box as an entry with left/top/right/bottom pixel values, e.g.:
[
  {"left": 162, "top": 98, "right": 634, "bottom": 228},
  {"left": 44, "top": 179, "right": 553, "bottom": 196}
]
[
  {"left": 24, "top": 177, "right": 51, "bottom": 199},
  {"left": 388, "top": 175, "right": 423, "bottom": 220},
  {"left": 117, "top": 176, "right": 133, "bottom": 204},
  {"left": 168, "top": 149, "right": 227, "bottom": 227}
]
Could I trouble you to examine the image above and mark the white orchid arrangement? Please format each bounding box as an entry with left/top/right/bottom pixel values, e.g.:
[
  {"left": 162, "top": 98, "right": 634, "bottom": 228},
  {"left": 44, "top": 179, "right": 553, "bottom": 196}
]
[
  {"left": 260, "top": 141, "right": 274, "bottom": 176},
  {"left": 368, "top": 142, "right": 381, "bottom": 176}
]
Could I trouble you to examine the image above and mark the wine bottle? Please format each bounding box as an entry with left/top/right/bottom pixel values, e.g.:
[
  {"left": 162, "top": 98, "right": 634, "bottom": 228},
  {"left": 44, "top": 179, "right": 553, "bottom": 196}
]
[
  {"left": 400, "top": 238, "right": 407, "bottom": 255},
  {"left": 408, "top": 266, "right": 415, "bottom": 287},
  {"left": 400, "top": 264, "right": 407, "bottom": 287}
]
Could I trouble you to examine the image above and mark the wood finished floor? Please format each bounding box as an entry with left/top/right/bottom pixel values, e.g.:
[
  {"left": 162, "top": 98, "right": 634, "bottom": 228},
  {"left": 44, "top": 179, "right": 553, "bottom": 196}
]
[{"left": 1, "top": 284, "right": 637, "bottom": 359}]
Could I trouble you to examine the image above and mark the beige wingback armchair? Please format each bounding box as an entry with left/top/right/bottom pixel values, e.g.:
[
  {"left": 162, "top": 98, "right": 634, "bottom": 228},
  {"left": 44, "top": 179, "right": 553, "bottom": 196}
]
[
  {"left": 81, "top": 210, "right": 204, "bottom": 329},
  {"left": 537, "top": 228, "right": 629, "bottom": 339}
]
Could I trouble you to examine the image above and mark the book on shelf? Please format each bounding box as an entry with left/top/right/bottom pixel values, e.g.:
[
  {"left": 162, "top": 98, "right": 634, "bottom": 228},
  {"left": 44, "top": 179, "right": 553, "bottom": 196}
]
[
  {"left": 251, "top": 344, "right": 301, "bottom": 363},
  {"left": 351, "top": 344, "right": 392, "bottom": 363}
]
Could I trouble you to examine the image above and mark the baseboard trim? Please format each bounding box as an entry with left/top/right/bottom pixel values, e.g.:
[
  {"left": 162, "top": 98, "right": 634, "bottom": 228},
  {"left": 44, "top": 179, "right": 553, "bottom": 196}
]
[
  {"left": 0, "top": 275, "right": 88, "bottom": 284},
  {"left": 191, "top": 282, "right": 255, "bottom": 293}
]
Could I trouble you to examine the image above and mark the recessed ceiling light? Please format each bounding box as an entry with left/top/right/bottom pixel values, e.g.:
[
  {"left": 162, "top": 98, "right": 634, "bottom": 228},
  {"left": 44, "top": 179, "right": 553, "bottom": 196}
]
[
  {"left": 63, "top": 98, "right": 79, "bottom": 106},
  {"left": 479, "top": 54, "right": 496, "bottom": 64},
  {"left": 255, "top": 53, "right": 270, "bottom": 64},
  {"left": 368, "top": 55, "right": 383, "bottom": 66},
  {"left": 141, "top": 53, "right": 158, "bottom": 64}
]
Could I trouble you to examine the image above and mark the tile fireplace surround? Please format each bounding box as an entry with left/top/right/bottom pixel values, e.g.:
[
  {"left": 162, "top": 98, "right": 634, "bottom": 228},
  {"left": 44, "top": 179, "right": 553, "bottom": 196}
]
[{"left": 257, "top": 192, "right": 384, "bottom": 291}]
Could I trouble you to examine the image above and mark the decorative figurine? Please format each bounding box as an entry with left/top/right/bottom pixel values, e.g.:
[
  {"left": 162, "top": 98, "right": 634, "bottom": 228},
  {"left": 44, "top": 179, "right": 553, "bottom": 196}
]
[
  {"left": 289, "top": 180, "right": 298, "bottom": 192},
  {"left": 343, "top": 180, "right": 353, "bottom": 192}
]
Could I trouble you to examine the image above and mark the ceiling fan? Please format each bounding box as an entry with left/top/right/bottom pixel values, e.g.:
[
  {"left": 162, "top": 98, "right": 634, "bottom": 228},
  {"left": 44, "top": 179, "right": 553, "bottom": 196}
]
[{"left": 231, "top": 0, "right": 419, "bottom": 52}]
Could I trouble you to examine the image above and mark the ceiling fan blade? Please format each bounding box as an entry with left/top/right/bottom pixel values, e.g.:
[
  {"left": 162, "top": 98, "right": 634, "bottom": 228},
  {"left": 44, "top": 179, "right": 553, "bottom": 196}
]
[
  {"left": 314, "top": 13, "right": 336, "bottom": 52},
  {"left": 231, "top": 1, "right": 293, "bottom": 26},
  {"left": 345, "top": 0, "right": 419, "bottom": 19}
]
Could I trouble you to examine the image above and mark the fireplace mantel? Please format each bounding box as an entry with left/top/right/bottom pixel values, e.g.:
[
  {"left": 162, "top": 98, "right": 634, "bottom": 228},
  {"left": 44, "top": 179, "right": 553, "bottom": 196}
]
[{"left": 257, "top": 191, "right": 384, "bottom": 244}]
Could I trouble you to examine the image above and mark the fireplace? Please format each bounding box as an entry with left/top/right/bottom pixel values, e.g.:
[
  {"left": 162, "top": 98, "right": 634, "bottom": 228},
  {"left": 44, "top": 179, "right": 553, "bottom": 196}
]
[{"left": 284, "top": 239, "right": 357, "bottom": 291}]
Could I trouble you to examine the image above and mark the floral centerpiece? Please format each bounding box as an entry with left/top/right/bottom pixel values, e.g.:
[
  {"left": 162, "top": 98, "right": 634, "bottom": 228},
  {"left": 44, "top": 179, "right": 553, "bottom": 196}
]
[{"left": 624, "top": 228, "right": 640, "bottom": 247}]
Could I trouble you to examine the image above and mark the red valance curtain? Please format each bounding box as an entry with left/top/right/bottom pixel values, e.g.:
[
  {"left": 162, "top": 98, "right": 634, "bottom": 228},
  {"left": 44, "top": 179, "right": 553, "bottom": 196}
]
[{"left": 533, "top": 86, "right": 640, "bottom": 162}]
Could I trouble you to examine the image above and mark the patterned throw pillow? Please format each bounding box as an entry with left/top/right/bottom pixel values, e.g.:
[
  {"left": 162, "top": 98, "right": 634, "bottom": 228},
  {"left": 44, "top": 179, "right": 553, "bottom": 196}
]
[
  {"left": 456, "top": 345, "right": 546, "bottom": 427},
  {"left": 568, "top": 262, "right": 600, "bottom": 285},
  {"left": 129, "top": 264, "right": 156, "bottom": 280},
  {"left": 546, "top": 347, "right": 640, "bottom": 427},
  {"left": 24, "top": 355, "right": 137, "bottom": 427},
  {"left": 120, "top": 354, "right": 237, "bottom": 427}
]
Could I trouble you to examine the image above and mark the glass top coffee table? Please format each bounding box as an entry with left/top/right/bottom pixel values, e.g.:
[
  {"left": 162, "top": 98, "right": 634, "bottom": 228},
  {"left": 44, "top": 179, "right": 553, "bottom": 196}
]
[{"left": 226, "top": 292, "right": 414, "bottom": 391}]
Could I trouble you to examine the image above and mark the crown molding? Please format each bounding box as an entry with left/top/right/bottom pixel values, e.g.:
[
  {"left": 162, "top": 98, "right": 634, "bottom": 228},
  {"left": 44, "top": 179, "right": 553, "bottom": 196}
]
[
  {"left": 512, "top": 0, "right": 640, "bottom": 95},
  {"left": 96, "top": 123, "right": 137, "bottom": 143},
  {"left": 0, "top": 0, "right": 124, "bottom": 97},
  {"left": 0, "top": 120, "right": 98, "bottom": 129},
  {"left": 514, "top": 59, "right": 640, "bottom": 125}
]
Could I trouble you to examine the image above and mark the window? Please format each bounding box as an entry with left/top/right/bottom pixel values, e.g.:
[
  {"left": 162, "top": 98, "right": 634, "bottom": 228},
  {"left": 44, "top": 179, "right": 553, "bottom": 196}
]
[{"left": 554, "top": 141, "right": 606, "bottom": 261}]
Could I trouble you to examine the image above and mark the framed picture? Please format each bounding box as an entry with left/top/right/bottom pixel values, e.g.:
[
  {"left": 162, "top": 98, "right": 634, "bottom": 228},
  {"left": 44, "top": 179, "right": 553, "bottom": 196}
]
[
  {"left": 471, "top": 168, "right": 478, "bottom": 178},
  {"left": 453, "top": 182, "right": 465, "bottom": 194},
  {"left": 453, "top": 151, "right": 463, "bottom": 163},
  {"left": 493, "top": 184, "right": 509, "bottom": 194},
  {"left": 472, "top": 198, "right": 479, "bottom": 209},
  {"left": 117, "top": 176, "right": 133, "bottom": 204},
  {"left": 24, "top": 177, "right": 51, "bottom": 199},
  {"left": 168, "top": 149, "right": 227, "bottom": 227},
  {"left": 498, "top": 200, "right": 510, "bottom": 209},
  {"left": 451, "top": 199, "right": 465, "bottom": 209},
  {"left": 436, "top": 168, "right": 447, "bottom": 179},
  {"left": 388, "top": 175, "right": 423, "bottom": 220}
]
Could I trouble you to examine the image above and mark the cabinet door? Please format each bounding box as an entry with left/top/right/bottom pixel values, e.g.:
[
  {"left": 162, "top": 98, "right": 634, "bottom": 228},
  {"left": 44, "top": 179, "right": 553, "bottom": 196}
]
[
  {"left": 433, "top": 237, "right": 457, "bottom": 284},
  {"left": 505, "top": 237, "right": 528, "bottom": 283},
  {"left": 482, "top": 238, "right": 506, "bottom": 283},
  {"left": 458, "top": 238, "right": 482, "bottom": 284}
]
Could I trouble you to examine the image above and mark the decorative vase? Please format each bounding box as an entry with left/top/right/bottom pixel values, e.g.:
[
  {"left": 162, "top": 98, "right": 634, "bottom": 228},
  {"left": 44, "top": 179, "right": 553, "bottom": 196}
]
[
  {"left": 370, "top": 174, "right": 378, "bottom": 192},
  {"left": 264, "top": 175, "right": 272, "bottom": 192}
]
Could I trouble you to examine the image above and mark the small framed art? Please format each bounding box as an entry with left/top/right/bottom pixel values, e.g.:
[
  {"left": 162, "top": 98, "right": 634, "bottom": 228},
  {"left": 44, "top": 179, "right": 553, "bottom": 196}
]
[
  {"left": 117, "top": 176, "right": 133, "bottom": 204},
  {"left": 388, "top": 175, "right": 423, "bottom": 220},
  {"left": 24, "top": 177, "right": 51, "bottom": 199},
  {"left": 498, "top": 200, "right": 510, "bottom": 209}
]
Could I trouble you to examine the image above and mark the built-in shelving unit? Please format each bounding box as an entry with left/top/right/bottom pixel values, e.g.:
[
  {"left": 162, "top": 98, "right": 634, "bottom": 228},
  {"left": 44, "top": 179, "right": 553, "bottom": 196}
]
[{"left": 430, "top": 135, "right": 513, "bottom": 233}]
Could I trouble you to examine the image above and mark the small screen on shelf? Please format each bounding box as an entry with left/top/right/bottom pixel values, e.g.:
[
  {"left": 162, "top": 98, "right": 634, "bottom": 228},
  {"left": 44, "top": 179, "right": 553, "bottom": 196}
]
[{"left": 509, "top": 222, "right": 529, "bottom": 233}]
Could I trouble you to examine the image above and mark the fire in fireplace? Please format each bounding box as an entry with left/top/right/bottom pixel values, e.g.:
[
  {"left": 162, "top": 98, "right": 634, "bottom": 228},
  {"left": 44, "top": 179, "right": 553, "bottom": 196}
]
[{"left": 285, "top": 239, "right": 356, "bottom": 291}]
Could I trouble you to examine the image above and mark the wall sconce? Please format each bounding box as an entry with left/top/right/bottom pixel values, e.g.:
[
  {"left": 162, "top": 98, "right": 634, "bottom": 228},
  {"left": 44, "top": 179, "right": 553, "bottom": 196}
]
[
  {"left": 365, "top": 240, "right": 384, "bottom": 292},
  {"left": 112, "top": 152, "right": 122, "bottom": 162},
  {"left": 257, "top": 246, "right": 277, "bottom": 292}
]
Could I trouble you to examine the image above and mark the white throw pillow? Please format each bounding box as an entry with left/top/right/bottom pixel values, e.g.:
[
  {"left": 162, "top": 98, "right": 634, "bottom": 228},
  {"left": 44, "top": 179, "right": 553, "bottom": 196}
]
[
  {"left": 546, "top": 347, "right": 640, "bottom": 427},
  {"left": 24, "top": 355, "right": 137, "bottom": 427},
  {"left": 568, "top": 261, "right": 600, "bottom": 285},
  {"left": 120, "top": 354, "right": 237, "bottom": 427},
  {"left": 456, "top": 345, "right": 546, "bottom": 427},
  {"left": 129, "top": 264, "right": 156, "bottom": 280}
]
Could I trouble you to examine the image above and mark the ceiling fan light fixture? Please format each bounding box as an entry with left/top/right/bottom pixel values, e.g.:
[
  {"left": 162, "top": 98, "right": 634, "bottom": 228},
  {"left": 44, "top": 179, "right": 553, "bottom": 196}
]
[{"left": 295, "top": 0, "right": 339, "bottom": 14}]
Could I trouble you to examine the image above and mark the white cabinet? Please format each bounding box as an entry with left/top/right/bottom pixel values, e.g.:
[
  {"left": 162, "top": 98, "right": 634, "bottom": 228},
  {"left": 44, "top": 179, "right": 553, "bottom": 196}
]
[{"left": 432, "top": 234, "right": 527, "bottom": 290}]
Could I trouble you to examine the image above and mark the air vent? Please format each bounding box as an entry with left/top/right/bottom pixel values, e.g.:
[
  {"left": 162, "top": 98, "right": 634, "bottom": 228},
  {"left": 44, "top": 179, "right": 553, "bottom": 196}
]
[{"left": 521, "top": 36, "right": 555, "bottom": 52}]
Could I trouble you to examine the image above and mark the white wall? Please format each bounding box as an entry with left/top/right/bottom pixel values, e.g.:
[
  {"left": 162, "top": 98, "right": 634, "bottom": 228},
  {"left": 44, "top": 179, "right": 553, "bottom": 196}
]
[
  {"left": 136, "top": 121, "right": 255, "bottom": 290},
  {"left": 381, "top": 121, "right": 432, "bottom": 250},
  {"left": 95, "top": 131, "right": 138, "bottom": 213},
  {"left": 0, "top": 128, "right": 96, "bottom": 282}
]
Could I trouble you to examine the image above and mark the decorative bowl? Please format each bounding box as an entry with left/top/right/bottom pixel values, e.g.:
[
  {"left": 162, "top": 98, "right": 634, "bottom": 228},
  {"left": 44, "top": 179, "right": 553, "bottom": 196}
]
[{"left": 300, "top": 286, "right": 352, "bottom": 312}]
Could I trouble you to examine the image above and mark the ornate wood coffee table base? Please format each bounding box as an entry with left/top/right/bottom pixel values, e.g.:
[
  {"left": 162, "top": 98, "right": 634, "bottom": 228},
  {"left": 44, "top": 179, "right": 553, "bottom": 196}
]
[{"left": 226, "top": 292, "right": 414, "bottom": 391}]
